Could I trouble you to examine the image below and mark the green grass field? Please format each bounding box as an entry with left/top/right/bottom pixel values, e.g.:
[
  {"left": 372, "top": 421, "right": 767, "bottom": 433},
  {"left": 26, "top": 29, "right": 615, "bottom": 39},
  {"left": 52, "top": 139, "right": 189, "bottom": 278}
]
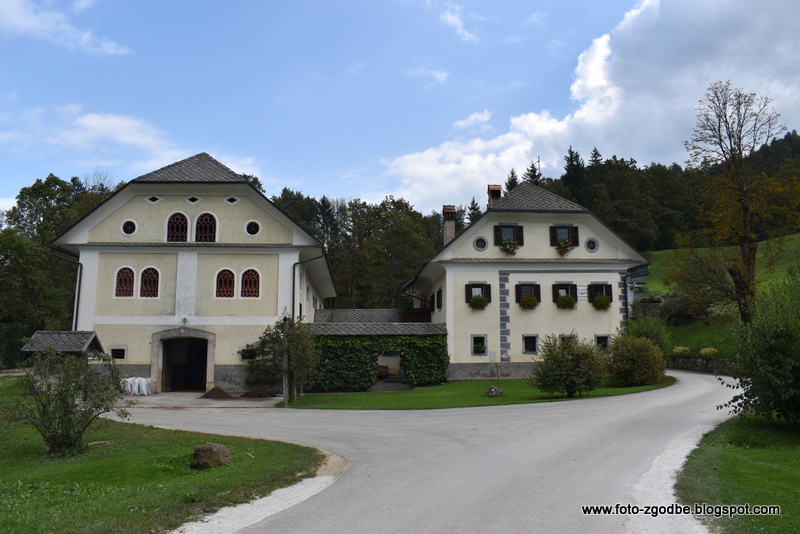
[
  {"left": 675, "top": 416, "right": 800, "bottom": 533},
  {"left": 0, "top": 377, "right": 323, "bottom": 534},
  {"left": 292, "top": 377, "right": 676, "bottom": 410}
]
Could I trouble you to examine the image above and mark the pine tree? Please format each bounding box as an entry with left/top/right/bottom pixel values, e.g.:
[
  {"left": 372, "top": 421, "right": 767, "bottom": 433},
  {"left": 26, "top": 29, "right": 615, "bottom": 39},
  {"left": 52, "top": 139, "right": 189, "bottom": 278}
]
[
  {"left": 466, "top": 197, "right": 482, "bottom": 226},
  {"left": 522, "top": 160, "right": 543, "bottom": 185},
  {"left": 561, "top": 146, "right": 586, "bottom": 205},
  {"left": 504, "top": 169, "right": 520, "bottom": 195}
]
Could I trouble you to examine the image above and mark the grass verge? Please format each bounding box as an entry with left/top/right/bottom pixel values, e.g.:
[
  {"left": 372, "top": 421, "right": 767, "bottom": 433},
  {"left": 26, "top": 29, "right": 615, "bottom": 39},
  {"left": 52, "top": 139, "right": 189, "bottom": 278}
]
[
  {"left": 675, "top": 415, "right": 800, "bottom": 533},
  {"left": 666, "top": 314, "right": 739, "bottom": 357},
  {"left": 292, "top": 376, "right": 676, "bottom": 410},
  {"left": 0, "top": 377, "right": 324, "bottom": 534}
]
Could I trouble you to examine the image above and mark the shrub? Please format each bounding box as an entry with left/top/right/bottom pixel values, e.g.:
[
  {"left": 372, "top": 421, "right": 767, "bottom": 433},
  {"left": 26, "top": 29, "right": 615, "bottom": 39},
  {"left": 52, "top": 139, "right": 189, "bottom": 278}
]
[
  {"left": 0, "top": 350, "right": 130, "bottom": 454},
  {"left": 720, "top": 271, "right": 800, "bottom": 423},
  {"left": 609, "top": 335, "right": 665, "bottom": 386},
  {"left": 529, "top": 335, "right": 607, "bottom": 397},
  {"left": 626, "top": 315, "right": 673, "bottom": 354},
  {"left": 672, "top": 346, "right": 691, "bottom": 354},
  {"left": 699, "top": 347, "right": 718, "bottom": 358},
  {"left": 638, "top": 295, "right": 663, "bottom": 304}
]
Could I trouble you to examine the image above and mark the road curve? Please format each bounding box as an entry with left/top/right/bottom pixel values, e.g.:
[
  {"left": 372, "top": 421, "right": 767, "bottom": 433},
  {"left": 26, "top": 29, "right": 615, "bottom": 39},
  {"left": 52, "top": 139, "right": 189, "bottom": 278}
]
[{"left": 125, "top": 371, "right": 733, "bottom": 533}]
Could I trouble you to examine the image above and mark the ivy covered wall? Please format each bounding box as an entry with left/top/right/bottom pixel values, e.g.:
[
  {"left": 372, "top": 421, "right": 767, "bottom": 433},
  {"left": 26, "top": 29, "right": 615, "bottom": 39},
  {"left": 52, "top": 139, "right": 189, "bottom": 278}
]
[{"left": 309, "top": 335, "right": 449, "bottom": 392}]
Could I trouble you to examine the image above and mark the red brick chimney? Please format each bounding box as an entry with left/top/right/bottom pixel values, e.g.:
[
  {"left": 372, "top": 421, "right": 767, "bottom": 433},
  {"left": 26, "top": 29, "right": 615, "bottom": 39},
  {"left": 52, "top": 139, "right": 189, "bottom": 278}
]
[
  {"left": 443, "top": 205, "right": 457, "bottom": 245},
  {"left": 487, "top": 184, "right": 502, "bottom": 209}
]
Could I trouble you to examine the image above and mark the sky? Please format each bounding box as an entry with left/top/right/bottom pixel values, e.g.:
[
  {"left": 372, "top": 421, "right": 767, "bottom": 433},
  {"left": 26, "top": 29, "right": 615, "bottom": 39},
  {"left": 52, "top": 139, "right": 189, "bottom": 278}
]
[{"left": 1, "top": 0, "right": 799, "bottom": 216}]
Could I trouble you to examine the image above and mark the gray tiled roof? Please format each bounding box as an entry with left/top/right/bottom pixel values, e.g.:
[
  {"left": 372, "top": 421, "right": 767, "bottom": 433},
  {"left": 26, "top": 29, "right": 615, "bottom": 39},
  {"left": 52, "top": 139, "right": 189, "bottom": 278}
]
[
  {"left": 21, "top": 331, "right": 104, "bottom": 353},
  {"left": 132, "top": 153, "right": 245, "bottom": 184},
  {"left": 491, "top": 182, "right": 588, "bottom": 212},
  {"left": 307, "top": 323, "right": 447, "bottom": 336},
  {"left": 440, "top": 258, "right": 637, "bottom": 264},
  {"left": 314, "top": 309, "right": 400, "bottom": 323},
  {"left": 310, "top": 309, "right": 446, "bottom": 336}
]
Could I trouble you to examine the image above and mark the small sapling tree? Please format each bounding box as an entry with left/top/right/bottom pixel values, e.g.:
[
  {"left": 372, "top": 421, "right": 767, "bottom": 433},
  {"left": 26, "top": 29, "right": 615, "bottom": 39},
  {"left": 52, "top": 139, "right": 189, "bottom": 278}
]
[{"left": 0, "top": 350, "right": 130, "bottom": 454}]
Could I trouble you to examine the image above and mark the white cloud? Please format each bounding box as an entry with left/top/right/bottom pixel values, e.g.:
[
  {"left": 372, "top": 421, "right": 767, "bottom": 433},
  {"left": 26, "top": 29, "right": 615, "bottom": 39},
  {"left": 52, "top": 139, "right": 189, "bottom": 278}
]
[
  {"left": 440, "top": 3, "right": 476, "bottom": 42},
  {"left": 213, "top": 153, "right": 261, "bottom": 178},
  {"left": 407, "top": 61, "right": 449, "bottom": 84},
  {"left": 0, "top": 198, "right": 16, "bottom": 211},
  {"left": 72, "top": 0, "right": 97, "bottom": 12},
  {"left": 453, "top": 109, "right": 492, "bottom": 130},
  {"left": 0, "top": 0, "right": 129, "bottom": 55},
  {"left": 382, "top": 0, "right": 800, "bottom": 214}
]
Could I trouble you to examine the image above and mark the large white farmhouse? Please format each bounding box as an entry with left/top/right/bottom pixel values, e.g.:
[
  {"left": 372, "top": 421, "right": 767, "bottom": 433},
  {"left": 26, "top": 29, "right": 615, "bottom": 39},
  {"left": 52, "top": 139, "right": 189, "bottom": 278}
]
[
  {"left": 52, "top": 153, "right": 335, "bottom": 392},
  {"left": 402, "top": 182, "right": 648, "bottom": 379}
]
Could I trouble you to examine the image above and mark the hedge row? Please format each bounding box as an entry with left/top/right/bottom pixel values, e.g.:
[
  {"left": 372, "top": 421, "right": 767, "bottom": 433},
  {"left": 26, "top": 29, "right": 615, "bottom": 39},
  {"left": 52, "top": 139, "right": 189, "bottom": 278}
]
[{"left": 308, "top": 335, "right": 449, "bottom": 392}]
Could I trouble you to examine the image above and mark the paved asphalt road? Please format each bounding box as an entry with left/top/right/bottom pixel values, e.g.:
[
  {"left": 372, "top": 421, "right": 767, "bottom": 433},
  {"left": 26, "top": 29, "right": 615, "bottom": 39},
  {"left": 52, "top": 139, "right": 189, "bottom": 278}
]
[{"left": 125, "top": 371, "right": 733, "bottom": 533}]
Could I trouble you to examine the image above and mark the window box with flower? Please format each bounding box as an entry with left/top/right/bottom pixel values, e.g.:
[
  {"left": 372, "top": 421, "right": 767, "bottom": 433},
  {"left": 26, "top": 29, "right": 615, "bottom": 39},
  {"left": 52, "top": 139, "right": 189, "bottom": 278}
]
[
  {"left": 468, "top": 295, "right": 489, "bottom": 310},
  {"left": 556, "top": 239, "right": 575, "bottom": 257},
  {"left": 500, "top": 239, "right": 519, "bottom": 256},
  {"left": 591, "top": 294, "right": 612, "bottom": 310},
  {"left": 556, "top": 294, "right": 576, "bottom": 309},
  {"left": 519, "top": 293, "right": 539, "bottom": 310}
]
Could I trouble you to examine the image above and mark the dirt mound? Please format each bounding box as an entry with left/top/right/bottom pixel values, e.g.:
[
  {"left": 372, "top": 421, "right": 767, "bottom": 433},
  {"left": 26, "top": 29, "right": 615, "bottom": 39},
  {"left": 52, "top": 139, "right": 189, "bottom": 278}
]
[
  {"left": 240, "top": 387, "right": 274, "bottom": 398},
  {"left": 201, "top": 387, "right": 235, "bottom": 399}
]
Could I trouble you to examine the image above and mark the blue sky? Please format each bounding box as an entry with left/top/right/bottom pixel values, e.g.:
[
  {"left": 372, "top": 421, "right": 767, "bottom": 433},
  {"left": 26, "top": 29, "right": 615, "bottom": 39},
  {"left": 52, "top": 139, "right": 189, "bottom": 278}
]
[{"left": 1, "top": 0, "right": 799, "bottom": 215}]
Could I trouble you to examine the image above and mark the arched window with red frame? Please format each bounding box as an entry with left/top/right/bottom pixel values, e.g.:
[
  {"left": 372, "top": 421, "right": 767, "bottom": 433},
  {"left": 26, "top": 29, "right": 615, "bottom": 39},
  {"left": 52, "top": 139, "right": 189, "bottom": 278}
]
[
  {"left": 216, "top": 269, "right": 235, "bottom": 298},
  {"left": 241, "top": 269, "right": 259, "bottom": 298},
  {"left": 140, "top": 268, "right": 159, "bottom": 298},
  {"left": 115, "top": 267, "right": 134, "bottom": 297},
  {"left": 195, "top": 213, "right": 217, "bottom": 242},
  {"left": 167, "top": 213, "right": 188, "bottom": 242}
]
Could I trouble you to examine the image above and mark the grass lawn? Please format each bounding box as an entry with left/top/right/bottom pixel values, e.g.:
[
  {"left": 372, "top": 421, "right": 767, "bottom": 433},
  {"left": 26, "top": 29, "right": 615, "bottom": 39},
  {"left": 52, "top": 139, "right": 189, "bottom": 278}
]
[
  {"left": 291, "top": 376, "right": 676, "bottom": 410},
  {"left": 675, "top": 415, "right": 800, "bottom": 533},
  {"left": 0, "top": 377, "right": 324, "bottom": 534},
  {"left": 666, "top": 314, "right": 739, "bottom": 357}
]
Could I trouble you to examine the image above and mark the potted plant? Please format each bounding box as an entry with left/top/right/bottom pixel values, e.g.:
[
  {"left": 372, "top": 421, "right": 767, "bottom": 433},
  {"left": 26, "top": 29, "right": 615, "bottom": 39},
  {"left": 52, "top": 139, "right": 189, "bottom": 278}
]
[
  {"left": 473, "top": 343, "right": 486, "bottom": 355},
  {"left": 556, "top": 239, "right": 574, "bottom": 257},
  {"left": 500, "top": 239, "right": 519, "bottom": 256},
  {"left": 519, "top": 294, "right": 539, "bottom": 310},
  {"left": 556, "top": 294, "right": 576, "bottom": 309},
  {"left": 468, "top": 295, "right": 489, "bottom": 310},
  {"left": 592, "top": 294, "right": 612, "bottom": 310}
]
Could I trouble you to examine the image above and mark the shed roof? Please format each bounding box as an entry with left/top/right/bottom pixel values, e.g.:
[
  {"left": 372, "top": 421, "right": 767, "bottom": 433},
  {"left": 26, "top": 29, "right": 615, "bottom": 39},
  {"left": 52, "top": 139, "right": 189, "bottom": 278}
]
[
  {"left": 310, "top": 309, "right": 446, "bottom": 336},
  {"left": 21, "top": 331, "right": 104, "bottom": 353}
]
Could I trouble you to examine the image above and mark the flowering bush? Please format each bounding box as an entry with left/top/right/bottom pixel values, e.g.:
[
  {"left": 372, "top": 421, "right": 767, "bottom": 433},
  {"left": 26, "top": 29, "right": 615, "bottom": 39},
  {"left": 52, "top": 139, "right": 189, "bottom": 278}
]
[
  {"left": 556, "top": 294, "right": 576, "bottom": 309},
  {"left": 519, "top": 294, "right": 539, "bottom": 310},
  {"left": 468, "top": 295, "right": 489, "bottom": 310},
  {"left": 500, "top": 239, "right": 519, "bottom": 255},
  {"left": 592, "top": 294, "right": 612, "bottom": 310}
]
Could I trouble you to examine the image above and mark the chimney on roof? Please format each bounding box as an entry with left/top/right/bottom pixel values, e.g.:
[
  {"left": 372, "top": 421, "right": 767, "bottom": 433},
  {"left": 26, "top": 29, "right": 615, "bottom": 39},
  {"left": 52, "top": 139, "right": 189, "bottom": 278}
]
[
  {"left": 443, "top": 205, "right": 457, "bottom": 245},
  {"left": 487, "top": 184, "right": 502, "bottom": 209}
]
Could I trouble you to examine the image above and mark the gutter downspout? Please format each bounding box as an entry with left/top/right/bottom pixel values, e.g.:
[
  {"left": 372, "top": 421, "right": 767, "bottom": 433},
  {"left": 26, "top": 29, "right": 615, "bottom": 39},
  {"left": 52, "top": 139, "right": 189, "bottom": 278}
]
[
  {"left": 292, "top": 255, "right": 325, "bottom": 321},
  {"left": 51, "top": 250, "right": 82, "bottom": 331}
]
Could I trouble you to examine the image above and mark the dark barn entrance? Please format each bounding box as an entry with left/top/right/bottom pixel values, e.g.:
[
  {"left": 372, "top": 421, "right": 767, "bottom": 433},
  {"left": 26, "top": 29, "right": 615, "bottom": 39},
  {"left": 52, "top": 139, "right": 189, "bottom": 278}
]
[{"left": 161, "top": 338, "right": 208, "bottom": 392}]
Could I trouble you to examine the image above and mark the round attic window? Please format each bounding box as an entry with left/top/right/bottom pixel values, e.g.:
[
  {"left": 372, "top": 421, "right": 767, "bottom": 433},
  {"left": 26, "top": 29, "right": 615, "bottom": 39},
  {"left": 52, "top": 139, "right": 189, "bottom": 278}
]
[
  {"left": 585, "top": 238, "right": 599, "bottom": 253},
  {"left": 122, "top": 220, "right": 137, "bottom": 235},
  {"left": 245, "top": 221, "right": 261, "bottom": 236},
  {"left": 473, "top": 236, "right": 488, "bottom": 251}
]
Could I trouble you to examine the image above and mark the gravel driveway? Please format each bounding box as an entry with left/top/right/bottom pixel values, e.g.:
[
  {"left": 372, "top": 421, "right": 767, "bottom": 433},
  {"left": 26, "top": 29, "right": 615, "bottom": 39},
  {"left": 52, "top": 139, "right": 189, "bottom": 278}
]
[{"left": 124, "top": 370, "right": 733, "bottom": 533}]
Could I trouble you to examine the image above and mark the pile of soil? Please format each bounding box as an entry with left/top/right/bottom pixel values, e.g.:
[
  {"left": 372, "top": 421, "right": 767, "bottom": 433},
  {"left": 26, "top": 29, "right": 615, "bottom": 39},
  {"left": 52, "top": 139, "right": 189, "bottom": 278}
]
[
  {"left": 201, "top": 387, "right": 235, "bottom": 399},
  {"left": 240, "top": 387, "right": 274, "bottom": 398}
]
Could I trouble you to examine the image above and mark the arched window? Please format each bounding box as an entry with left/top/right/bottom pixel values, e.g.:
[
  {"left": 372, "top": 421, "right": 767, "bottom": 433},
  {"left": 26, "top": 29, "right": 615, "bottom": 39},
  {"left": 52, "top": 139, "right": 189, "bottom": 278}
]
[
  {"left": 195, "top": 213, "right": 217, "bottom": 242},
  {"left": 115, "top": 268, "right": 134, "bottom": 297},
  {"left": 140, "top": 268, "right": 159, "bottom": 298},
  {"left": 241, "top": 269, "right": 259, "bottom": 298},
  {"left": 216, "top": 269, "right": 235, "bottom": 298},
  {"left": 167, "top": 213, "right": 188, "bottom": 242}
]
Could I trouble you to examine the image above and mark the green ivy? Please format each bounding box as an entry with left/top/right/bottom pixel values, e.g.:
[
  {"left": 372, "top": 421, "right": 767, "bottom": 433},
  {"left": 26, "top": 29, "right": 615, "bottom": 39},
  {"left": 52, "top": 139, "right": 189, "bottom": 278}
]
[{"left": 309, "top": 335, "right": 449, "bottom": 392}]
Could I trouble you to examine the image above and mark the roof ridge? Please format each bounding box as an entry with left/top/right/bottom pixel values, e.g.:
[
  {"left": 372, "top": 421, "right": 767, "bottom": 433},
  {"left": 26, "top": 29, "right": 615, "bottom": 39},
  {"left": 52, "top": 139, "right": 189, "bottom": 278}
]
[
  {"left": 491, "top": 181, "right": 587, "bottom": 212},
  {"left": 132, "top": 152, "right": 246, "bottom": 184}
]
